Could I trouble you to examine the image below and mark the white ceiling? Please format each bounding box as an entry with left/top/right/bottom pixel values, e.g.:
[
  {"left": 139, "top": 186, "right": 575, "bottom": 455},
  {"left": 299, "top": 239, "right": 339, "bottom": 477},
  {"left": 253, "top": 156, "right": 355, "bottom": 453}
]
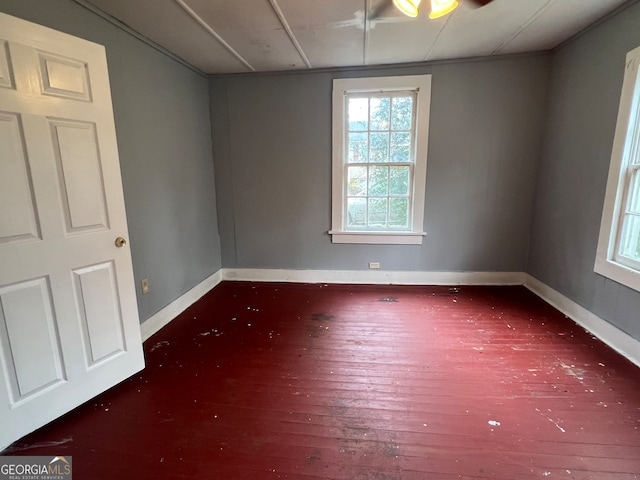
[{"left": 84, "top": 0, "right": 630, "bottom": 74}]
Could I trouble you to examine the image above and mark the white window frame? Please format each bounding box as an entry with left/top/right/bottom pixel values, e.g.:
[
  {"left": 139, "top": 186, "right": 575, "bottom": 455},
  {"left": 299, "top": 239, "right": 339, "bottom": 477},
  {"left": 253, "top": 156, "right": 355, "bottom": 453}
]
[
  {"left": 329, "top": 75, "right": 431, "bottom": 245},
  {"left": 595, "top": 45, "right": 640, "bottom": 292}
]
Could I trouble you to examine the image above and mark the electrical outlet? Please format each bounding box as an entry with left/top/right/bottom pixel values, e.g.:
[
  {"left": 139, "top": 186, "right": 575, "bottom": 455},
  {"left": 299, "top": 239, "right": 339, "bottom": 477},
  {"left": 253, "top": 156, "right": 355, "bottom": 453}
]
[
  {"left": 369, "top": 262, "right": 380, "bottom": 269},
  {"left": 141, "top": 278, "right": 150, "bottom": 294}
]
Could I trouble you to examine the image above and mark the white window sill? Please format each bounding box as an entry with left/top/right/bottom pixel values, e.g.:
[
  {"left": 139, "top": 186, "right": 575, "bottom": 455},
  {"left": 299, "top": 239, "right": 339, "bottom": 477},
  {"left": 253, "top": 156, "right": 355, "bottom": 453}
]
[
  {"left": 594, "top": 257, "right": 640, "bottom": 293},
  {"left": 329, "top": 230, "right": 426, "bottom": 245}
]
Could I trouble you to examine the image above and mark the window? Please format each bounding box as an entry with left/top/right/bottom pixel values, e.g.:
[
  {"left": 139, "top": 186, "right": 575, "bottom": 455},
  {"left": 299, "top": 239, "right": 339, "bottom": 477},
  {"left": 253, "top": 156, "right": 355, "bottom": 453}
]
[
  {"left": 330, "top": 75, "right": 431, "bottom": 244},
  {"left": 595, "top": 45, "right": 640, "bottom": 291}
]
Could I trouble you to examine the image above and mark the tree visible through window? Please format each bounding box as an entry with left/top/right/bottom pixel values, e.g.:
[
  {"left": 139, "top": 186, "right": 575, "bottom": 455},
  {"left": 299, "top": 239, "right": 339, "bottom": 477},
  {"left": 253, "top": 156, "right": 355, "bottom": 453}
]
[{"left": 346, "top": 93, "right": 414, "bottom": 230}]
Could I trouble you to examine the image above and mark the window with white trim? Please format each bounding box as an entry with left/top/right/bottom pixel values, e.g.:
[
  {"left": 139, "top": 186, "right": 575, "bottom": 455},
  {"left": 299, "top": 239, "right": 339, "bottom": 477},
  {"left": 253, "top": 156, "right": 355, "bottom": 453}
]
[
  {"left": 330, "top": 75, "right": 431, "bottom": 245},
  {"left": 595, "top": 45, "right": 640, "bottom": 292}
]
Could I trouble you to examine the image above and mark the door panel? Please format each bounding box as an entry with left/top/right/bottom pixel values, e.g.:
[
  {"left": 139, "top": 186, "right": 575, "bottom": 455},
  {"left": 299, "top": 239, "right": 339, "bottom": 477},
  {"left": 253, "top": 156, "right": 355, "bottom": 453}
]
[
  {"left": 73, "top": 261, "right": 126, "bottom": 367},
  {"left": 50, "top": 119, "right": 109, "bottom": 233},
  {"left": 0, "top": 112, "right": 40, "bottom": 244},
  {"left": 38, "top": 51, "right": 92, "bottom": 102},
  {"left": 0, "top": 41, "right": 13, "bottom": 88},
  {"left": 0, "top": 277, "right": 65, "bottom": 402},
  {"left": 0, "top": 12, "right": 144, "bottom": 449}
]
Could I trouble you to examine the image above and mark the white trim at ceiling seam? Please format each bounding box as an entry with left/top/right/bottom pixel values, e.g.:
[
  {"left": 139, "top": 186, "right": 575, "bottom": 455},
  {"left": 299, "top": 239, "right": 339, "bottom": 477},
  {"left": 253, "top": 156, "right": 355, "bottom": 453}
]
[
  {"left": 268, "top": 0, "right": 312, "bottom": 69},
  {"left": 491, "top": 0, "right": 555, "bottom": 56},
  {"left": 174, "top": 0, "right": 255, "bottom": 72},
  {"left": 214, "top": 51, "right": 551, "bottom": 78},
  {"left": 364, "top": 0, "right": 371, "bottom": 65},
  {"left": 423, "top": 10, "right": 454, "bottom": 62},
  {"left": 553, "top": 0, "right": 640, "bottom": 53},
  {"left": 72, "top": 0, "right": 205, "bottom": 76}
]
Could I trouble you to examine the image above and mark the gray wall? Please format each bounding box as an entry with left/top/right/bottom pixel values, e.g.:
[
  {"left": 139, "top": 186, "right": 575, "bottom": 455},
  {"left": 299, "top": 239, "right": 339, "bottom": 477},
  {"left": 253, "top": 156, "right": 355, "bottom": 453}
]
[
  {"left": 6, "top": 0, "right": 637, "bottom": 344},
  {"left": 210, "top": 56, "right": 550, "bottom": 272},
  {"left": 0, "top": 0, "right": 221, "bottom": 323},
  {"left": 528, "top": 2, "right": 640, "bottom": 341}
]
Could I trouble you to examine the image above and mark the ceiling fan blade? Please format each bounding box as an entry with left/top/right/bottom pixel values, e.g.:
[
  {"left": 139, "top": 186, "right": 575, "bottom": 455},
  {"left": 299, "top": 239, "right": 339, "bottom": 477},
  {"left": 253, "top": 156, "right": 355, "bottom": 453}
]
[{"left": 466, "top": 0, "right": 495, "bottom": 6}]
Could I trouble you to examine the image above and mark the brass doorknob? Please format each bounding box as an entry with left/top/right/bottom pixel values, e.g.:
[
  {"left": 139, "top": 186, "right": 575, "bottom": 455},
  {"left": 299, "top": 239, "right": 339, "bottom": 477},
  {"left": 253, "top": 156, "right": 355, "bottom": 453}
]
[{"left": 115, "top": 237, "right": 127, "bottom": 248}]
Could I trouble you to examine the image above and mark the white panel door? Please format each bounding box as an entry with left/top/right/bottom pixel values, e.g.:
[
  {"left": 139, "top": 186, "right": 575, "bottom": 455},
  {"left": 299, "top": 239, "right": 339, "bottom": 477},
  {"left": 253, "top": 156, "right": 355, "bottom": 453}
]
[{"left": 0, "top": 12, "right": 144, "bottom": 450}]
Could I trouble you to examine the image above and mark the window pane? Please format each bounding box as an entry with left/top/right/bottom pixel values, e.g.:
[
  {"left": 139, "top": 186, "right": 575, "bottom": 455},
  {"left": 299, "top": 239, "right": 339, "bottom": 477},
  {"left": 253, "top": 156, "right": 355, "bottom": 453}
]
[
  {"left": 390, "top": 132, "right": 411, "bottom": 163},
  {"left": 389, "top": 198, "right": 409, "bottom": 227},
  {"left": 368, "top": 198, "right": 387, "bottom": 227},
  {"left": 391, "top": 96, "right": 413, "bottom": 130},
  {"left": 631, "top": 129, "right": 640, "bottom": 165},
  {"left": 620, "top": 170, "right": 640, "bottom": 262},
  {"left": 370, "top": 97, "right": 390, "bottom": 131},
  {"left": 627, "top": 169, "right": 640, "bottom": 214},
  {"left": 368, "top": 166, "right": 388, "bottom": 196},
  {"left": 348, "top": 98, "right": 368, "bottom": 131},
  {"left": 347, "top": 166, "right": 367, "bottom": 196},
  {"left": 370, "top": 132, "right": 389, "bottom": 162},
  {"left": 348, "top": 132, "right": 368, "bottom": 163},
  {"left": 619, "top": 214, "right": 640, "bottom": 262},
  {"left": 389, "top": 166, "right": 410, "bottom": 195},
  {"left": 347, "top": 198, "right": 366, "bottom": 227}
]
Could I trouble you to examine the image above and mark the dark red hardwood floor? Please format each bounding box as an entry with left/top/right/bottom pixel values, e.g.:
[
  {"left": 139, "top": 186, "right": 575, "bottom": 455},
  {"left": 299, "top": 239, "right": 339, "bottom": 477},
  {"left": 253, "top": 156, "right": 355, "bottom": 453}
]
[{"left": 3, "top": 282, "right": 640, "bottom": 479}]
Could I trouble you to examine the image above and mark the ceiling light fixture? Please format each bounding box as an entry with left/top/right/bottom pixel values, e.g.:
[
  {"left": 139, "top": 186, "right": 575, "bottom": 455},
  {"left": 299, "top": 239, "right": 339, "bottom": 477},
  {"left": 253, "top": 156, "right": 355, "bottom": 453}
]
[
  {"left": 393, "top": 0, "right": 421, "bottom": 18},
  {"left": 429, "top": 0, "right": 459, "bottom": 19}
]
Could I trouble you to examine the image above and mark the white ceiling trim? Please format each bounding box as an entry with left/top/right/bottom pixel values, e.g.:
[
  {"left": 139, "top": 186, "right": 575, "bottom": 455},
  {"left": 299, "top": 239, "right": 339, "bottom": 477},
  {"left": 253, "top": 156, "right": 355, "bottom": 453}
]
[
  {"left": 174, "top": 0, "right": 255, "bottom": 72},
  {"left": 72, "top": 0, "right": 206, "bottom": 76},
  {"left": 423, "top": 12, "right": 455, "bottom": 62},
  {"left": 364, "top": 0, "right": 371, "bottom": 65},
  {"left": 268, "top": 0, "right": 312, "bottom": 68},
  {"left": 492, "top": 0, "right": 556, "bottom": 55},
  {"left": 82, "top": 0, "right": 632, "bottom": 75}
]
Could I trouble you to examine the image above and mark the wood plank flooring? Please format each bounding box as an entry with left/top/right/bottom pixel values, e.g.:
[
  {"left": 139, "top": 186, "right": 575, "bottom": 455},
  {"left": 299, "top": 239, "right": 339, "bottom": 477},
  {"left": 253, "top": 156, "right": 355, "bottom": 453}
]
[{"left": 3, "top": 282, "right": 640, "bottom": 479}]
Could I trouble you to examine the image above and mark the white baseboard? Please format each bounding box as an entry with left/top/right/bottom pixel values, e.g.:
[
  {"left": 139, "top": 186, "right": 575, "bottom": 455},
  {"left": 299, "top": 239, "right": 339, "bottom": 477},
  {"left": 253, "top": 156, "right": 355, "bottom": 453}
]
[
  {"left": 140, "top": 270, "right": 223, "bottom": 341},
  {"left": 139, "top": 269, "right": 522, "bottom": 341},
  {"left": 524, "top": 274, "right": 640, "bottom": 368},
  {"left": 139, "top": 268, "right": 639, "bottom": 370},
  {"left": 222, "top": 268, "right": 525, "bottom": 285}
]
